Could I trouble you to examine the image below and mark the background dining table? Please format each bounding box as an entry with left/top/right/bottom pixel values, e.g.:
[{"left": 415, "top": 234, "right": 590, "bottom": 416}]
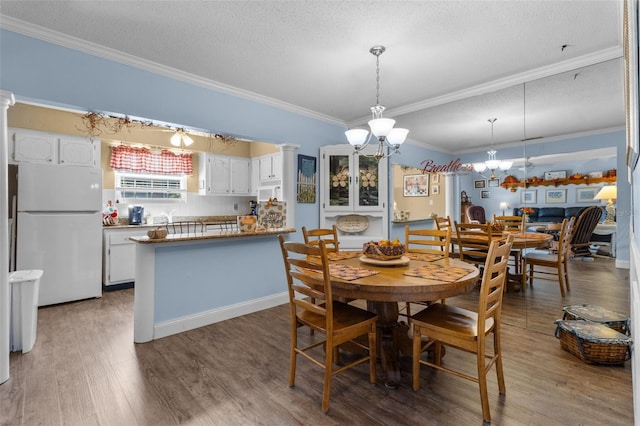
[{"left": 328, "top": 253, "right": 480, "bottom": 388}]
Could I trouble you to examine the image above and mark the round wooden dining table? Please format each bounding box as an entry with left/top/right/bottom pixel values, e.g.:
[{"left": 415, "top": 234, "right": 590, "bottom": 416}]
[{"left": 329, "top": 256, "right": 480, "bottom": 388}]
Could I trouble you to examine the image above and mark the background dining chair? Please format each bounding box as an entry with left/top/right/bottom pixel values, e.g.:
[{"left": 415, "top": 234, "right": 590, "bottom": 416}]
[
  {"left": 434, "top": 215, "right": 453, "bottom": 231},
  {"left": 410, "top": 234, "right": 514, "bottom": 423},
  {"left": 403, "top": 226, "right": 451, "bottom": 318},
  {"left": 302, "top": 225, "right": 340, "bottom": 252},
  {"left": 522, "top": 217, "right": 576, "bottom": 297},
  {"left": 493, "top": 214, "right": 526, "bottom": 273},
  {"left": 466, "top": 205, "right": 487, "bottom": 224},
  {"left": 278, "top": 236, "right": 377, "bottom": 412},
  {"left": 454, "top": 221, "right": 499, "bottom": 268},
  {"left": 569, "top": 206, "right": 603, "bottom": 258}
]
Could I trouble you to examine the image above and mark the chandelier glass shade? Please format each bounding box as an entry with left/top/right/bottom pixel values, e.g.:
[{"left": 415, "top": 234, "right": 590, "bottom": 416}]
[
  {"left": 472, "top": 118, "right": 512, "bottom": 178},
  {"left": 170, "top": 129, "right": 194, "bottom": 147},
  {"left": 345, "top": 46, "right": 408, "bottom": 162}
]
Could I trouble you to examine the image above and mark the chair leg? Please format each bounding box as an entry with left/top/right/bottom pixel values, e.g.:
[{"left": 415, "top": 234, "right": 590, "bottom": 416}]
[
  {"left": 521, "top": 260, "right": 527, "bottom": 291},
  {"left": 368, "top": 328, "right": 377, "bottom": 384},
  {"left": 412, "top": 325, "right": 422, "bottom": 391},
  {"left": 557, "top": 264, "right": 566, "bottom": 298},
  {"left": 494, "top": 330, "right": 506, "bottom": 395},
  {"left": 477, "top": 344, "right": 491, "bottom": 422},
  {"left": 289, "top": 324, "right": 298, "bottom": 386},
  {"left": 563, "top": 259, "right": 571, "bottom": 292},
  {"left": 322, "top": 343, "right": 333, "bottom": 412}
]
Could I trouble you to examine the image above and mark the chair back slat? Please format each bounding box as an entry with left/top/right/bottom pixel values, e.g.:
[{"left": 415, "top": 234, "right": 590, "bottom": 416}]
[
  {"left": 477, "top": 234, "right": 514, "bottom": 331},
  {"left": 454, "top": 222, "right": 502, "bottom": 266},
  {"left": 493, "top": 215, "right": 525, "bottom": 231},
  {"left": 435, "top": 216, "right": 453, "bottom": 231},
  {"left": 302, "top": 226, "right": 340, "bottom": 252},
  {"left": 405, "top": 226, "right": 451, "bottom": 257},
  {"left": 559, "top": 217, "right": 576, "bottom": 261},
  {"left": 570, "top": 206, "right": 603, "bottom": 257}
]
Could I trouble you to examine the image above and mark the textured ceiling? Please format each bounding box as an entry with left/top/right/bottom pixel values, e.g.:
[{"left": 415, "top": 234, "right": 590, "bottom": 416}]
[{"left": 0, "top": 1, "right": 625, "bottom": 154}]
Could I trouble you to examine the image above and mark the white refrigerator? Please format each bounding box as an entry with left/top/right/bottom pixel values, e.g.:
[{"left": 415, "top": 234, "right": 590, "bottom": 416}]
[{"left": 16, "top": 163, "right": 103, "bottom": 306}]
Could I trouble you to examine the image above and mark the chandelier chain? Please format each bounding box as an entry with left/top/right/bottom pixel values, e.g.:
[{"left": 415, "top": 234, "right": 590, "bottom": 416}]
[{"left": 375, "top": 53, "right": 380, "bottom": 106}]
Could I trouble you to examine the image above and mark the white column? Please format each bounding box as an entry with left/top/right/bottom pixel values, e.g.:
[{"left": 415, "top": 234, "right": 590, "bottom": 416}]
[
  {"left": 278, "top": 144, "right": 299, "bottom": 229},
  {"left": 0, "top": 90, "right": 15, "bottom": 384},
  {"left": 445, "top": 173, "right": 455, "bottom": 220}
]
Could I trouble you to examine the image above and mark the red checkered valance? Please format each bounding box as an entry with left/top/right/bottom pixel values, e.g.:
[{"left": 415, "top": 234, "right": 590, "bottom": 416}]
[{"left": 110, "top": 145, "right": 193, "bottom": 175}]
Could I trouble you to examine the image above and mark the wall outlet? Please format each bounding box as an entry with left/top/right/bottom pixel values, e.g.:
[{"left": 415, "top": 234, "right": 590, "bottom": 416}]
[{"left": 233, "top": 203, "right": 239, "bottom": 211}]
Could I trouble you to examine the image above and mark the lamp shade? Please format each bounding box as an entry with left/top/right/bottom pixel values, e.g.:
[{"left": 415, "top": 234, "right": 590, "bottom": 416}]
[
  {"left": 368, "top": 118, "right": 395, "bottom": 137},
  {"left": 386, "top": 128, "right": 409, "bottom": 145},
  {"left": 594, "top": 185, "right": 617, "bottom": 201},
  {"left": 345, "top": 128, "right": 370, "bottom": 146},
  {"left": 499, "top": 202, "right": 510, "bottom": 210}
]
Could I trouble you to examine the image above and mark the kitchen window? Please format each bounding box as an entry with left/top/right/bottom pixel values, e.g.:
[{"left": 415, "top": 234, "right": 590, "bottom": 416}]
[{"left": 114, "top": 172, "right": 187, "bottom": 202}]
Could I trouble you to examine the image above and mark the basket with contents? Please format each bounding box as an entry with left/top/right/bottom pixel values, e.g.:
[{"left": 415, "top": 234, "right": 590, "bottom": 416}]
[{"left": 362, "top": 239, "right": 405, "bottom": 260}]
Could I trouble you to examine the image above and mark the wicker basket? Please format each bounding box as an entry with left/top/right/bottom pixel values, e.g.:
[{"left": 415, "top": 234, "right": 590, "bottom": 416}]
[
  {"left": 562, "top": 304, "right": 630, "bottom": 335},
  {"left": 362, "top": 242, "right": 405, "bottom": 260},
  {"left": 554, "top": 320, "right": 632, "bottom": 365}
]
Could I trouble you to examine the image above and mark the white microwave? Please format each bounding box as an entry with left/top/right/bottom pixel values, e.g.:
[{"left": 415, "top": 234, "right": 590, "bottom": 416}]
[{"left": 257, "top": 185, "right": 281, "bottom": 202}]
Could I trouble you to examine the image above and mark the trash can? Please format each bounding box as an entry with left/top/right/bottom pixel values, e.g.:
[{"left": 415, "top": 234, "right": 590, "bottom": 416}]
[{"left": 9, "top": 270, "right": 43, "bottom": 353}]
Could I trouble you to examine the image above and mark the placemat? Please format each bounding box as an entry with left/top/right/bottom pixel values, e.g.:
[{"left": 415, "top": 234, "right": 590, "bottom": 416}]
[
  {"left": 327, "top": 251, "right": 363, "bottom": 261},
  {"left": 404, "top": 252, "right": 444, "bottom": 262},
  {"left": 403, "top": 263, "right": 475, "bottom": 282},
  {"left": 329, "top": 263, "right": 379, "bottom": 281}
]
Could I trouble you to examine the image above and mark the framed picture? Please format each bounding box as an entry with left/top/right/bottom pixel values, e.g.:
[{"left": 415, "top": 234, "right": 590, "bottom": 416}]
[
  {"left": 520, "top": 190, "right": 537, "bottom": 204},
  {"left": 474, "top": 179, "right": 486, "bottom": 189},
  {"left": 403, "top": 174, "right": 429, "bottom": 197},
  {"left": 576, "top": 187, "right": 600, "bottom": 203},
  {"left": 432, "top": 185, "right": 440, "bottom": 195},
  {"left": 432, "top": 173, "right": 440, "bottom": 184},
  {"left": 488, "top": 178, "right": 500, "bottom": 187},
  {"left": 481, "top": 190, "right": 491, "bottom": 199},
  {"left": 545, "top": 189, "right": 566, "bottom": 203},
  {"left": 544, "top": 170, "right": 567, "bottom": 181},
  {"left": 296, "top": 154, "right": 316, "bottom": 203}
]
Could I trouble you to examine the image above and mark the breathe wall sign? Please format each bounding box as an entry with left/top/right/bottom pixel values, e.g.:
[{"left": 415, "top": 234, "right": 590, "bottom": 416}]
[{"left": 420, "top": 158, "right": 473, "bottom": 175}]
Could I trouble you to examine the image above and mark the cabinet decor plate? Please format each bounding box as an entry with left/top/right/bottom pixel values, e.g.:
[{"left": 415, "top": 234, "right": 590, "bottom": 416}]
[
  {"left": 359, "top": 255, "right": 410, "bottom": 266},
  {"left": 336, "top": 215, "right": 369, "bottom": 233}
]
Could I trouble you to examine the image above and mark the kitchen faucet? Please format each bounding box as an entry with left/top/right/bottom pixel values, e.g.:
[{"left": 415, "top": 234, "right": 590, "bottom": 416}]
[{"left": 161, "top": 209, "right": 176, "bottom": 223}]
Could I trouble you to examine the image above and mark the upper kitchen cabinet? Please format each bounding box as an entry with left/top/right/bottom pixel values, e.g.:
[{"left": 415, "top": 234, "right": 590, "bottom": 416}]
[
  {"left": 258, "top": 152, "right": 282, "bottom": 184},
  {"left": 319, "top": 145, "right": 388, "bottom": 248},
  {"left": 198, "top": 153, "right": 251, "bottom": 196},
  {"left": 10, "top": 128, "right": 100, "bottom": 167}
]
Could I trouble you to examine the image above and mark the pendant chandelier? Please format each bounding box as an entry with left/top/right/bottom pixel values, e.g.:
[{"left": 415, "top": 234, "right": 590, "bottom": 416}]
[
  {"left": 345, "top": 45, "right": 409, "bottom": 162},
  {"left": 473, "top": 118, "right": 512, "bottom": 178}
]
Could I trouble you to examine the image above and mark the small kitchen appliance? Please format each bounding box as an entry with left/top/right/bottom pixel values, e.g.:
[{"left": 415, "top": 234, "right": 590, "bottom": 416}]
[
  {"left": 128, "top": 205, "right": 145, "bottom": 225},
  {"left": 249, "top": 200, "right": 258, "bottom": 216}
]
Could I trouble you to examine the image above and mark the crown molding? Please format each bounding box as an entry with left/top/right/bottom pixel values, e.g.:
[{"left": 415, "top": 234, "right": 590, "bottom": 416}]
[
  {"left": 348, "top": 46, "right": 624, "bottom": 127},
  {"left": 0, "top": 16, "right": 346, "bottom": 128}
]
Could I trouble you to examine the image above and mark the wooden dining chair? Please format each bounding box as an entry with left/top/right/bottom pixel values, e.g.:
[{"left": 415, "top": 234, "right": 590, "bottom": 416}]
[
  {"left": 411, "top": 234, "right": 514, "bottom": 423},
  {"left": 454, "top": 221, "right": 501, "bottom": 268},
  {"left": 278, "top": 236, "right": 377, "bottom": 412},
  {"left": 302, "top": 225, "right": 340, "bottom": 252},
  {"left": 403, "top": 226, "right": 451, "bottom": 317},
  {"left": 522, "top": 217, "right": 576, "bottom": 297},
  {"left": 434, "top": 215, "right": 453, "bottom": 231},
  {"left": 493, "top": 214, "right": 526, "bottom": 273}
]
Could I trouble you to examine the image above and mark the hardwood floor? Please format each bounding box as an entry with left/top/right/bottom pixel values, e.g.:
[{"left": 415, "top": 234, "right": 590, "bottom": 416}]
[{"left": 1, "top": 256, "right": 632, "bottom": 425}]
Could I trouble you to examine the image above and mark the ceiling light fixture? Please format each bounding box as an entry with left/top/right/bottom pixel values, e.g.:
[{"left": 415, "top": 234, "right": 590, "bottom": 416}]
[
  {"left": 473, "top": 118, "right": 512, "bottom": 178},
  {"left": 345, "top": 45, "right": 408, "bottom": 162},
  {"left": 170, "top": 128, "right": 194, "bottom": 147}
]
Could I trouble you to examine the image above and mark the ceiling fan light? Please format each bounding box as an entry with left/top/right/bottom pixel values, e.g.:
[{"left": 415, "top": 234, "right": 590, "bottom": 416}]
[
  {"left": 345, "top": 128, "right": 370, "bottom": 146},
  {"left": 182, "top": 134, "right": 194, "bottom": 146},
  {"left": 170, "top": 132, "right": 182, "bottom": 146},
  {"left": 386, "top": 128, "right": 409, "bottom": 145},
  {"left": 368, "top": 117, "right": 395, "bottom": 137}
]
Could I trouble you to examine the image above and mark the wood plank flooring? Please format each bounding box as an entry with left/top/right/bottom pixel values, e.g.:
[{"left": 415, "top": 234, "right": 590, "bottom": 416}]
[{"left": 1, "top": 256, "right": 632, "bottom": 425}]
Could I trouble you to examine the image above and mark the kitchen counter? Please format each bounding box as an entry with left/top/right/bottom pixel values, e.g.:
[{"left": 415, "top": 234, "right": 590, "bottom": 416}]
[
  {"left": 130, "top": 227, "right": 294, "bottom": 244},
  {"left": 131, "top": 226, "right": 296, "bottom": 343},
  {"left": 104, "top": 215, "right": 242, "bottom": 229}
]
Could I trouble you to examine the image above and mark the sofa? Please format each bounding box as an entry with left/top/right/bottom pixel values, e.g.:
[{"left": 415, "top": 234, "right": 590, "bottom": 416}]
[{"left": 512, "top": 206, "right": 603, "bottom": 223}]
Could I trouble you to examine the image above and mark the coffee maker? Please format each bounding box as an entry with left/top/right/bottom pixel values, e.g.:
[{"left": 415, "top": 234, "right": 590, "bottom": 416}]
[
  {"left": 249, "top": 200, "right": 258, "bottom": 216},
  {"left": 128, "top": 205, "right": 144, "bottom": 225}
]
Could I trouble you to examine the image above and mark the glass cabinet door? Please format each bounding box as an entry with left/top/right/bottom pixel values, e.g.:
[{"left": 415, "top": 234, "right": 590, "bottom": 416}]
[
  {"left": 357, "top": 155, "right": 381, "bottom": 208},
  {"left": 327, "top": 153, "right": 351, "bottom": 208}
]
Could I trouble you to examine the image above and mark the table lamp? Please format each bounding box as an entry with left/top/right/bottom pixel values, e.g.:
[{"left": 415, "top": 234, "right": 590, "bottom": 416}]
[
  {"left": 499, "top": 201, "right": 510, "bottom": 216},
  {"left": 594, "top": 185, "right": 617, "bottom": 224}
]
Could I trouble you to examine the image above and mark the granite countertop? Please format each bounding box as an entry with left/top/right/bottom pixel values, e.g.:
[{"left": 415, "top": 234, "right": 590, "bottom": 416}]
[
  {"left": 130, "top": 227, "right": 295, "bottom": 244},
  {"left": 103, "top": 215, "right": 244, "bottom": 229}
]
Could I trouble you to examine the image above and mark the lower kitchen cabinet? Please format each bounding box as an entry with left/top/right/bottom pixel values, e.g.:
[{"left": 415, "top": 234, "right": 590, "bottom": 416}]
[{"left": 102, "top": 227, "right": 150, "bottom": 288}]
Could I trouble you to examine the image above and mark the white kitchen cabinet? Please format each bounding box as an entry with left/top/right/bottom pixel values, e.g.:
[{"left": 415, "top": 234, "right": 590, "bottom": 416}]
[
  {"left": 10, "top": 128, "right": 99, "bottom": 167},
  {"left": 250, "top": 158, "right": 260, "bottom": 194},
  {"left": 198, "top": 153, "right": 251, "bottom": 195},
  {"left": 319, "top": 145, "right": 389, "bottom": 249},
  {"left": 258, "top": 153, "right": 282, "bottom": 183},
  {"left": 102, "top": 227, "right": 150, "bottom": 287}
]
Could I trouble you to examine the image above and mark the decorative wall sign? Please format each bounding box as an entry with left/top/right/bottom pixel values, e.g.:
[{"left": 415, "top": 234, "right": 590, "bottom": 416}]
[
  {"left": 297, "top": 154, "right": 316, "bottom": 203},
  {"left": 403, "top": 174, "right": 429, "bottom": 196},
  {"left": 544, "top": 170, "right": 567, "bottom": 181}
]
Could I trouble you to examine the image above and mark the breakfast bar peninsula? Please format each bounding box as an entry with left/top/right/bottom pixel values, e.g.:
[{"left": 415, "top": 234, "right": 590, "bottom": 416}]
[{"left": 130, "top": 228, "right": 295, "bottom": 343}]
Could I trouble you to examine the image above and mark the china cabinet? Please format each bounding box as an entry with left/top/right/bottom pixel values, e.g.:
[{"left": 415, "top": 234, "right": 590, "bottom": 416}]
[{"left": 319, "top": 145, "right": 388, "bottom": 249}]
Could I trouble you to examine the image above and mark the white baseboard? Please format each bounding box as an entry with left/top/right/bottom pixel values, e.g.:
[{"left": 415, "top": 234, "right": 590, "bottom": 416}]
[{"left": 153, "top": 292, "right": 289, "bottom": 340}]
